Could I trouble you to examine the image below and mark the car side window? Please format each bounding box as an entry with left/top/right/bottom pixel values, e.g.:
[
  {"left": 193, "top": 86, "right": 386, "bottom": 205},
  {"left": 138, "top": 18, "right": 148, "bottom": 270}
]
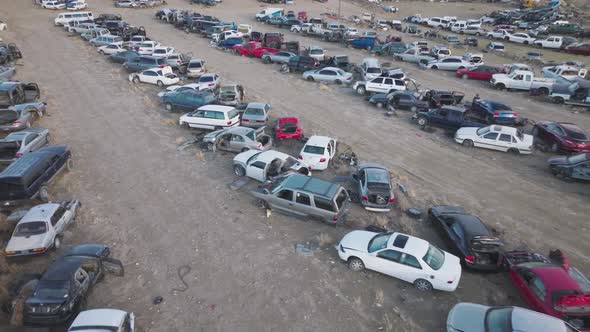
[
  {"left": 231, "top": 135, "right": 244, "bottom": 142},
  {"left": 313, "top": 196, "right": 335, "bottom": 212},
  {"left": 144, "top": 71, "right": 157, "bottom": 76},
  {"left": 50, "top": 206, "right": 67, "bottom": 226},
  {"left": 295, "top": 192, "right": 311, "bottom": 206},
  {"left": 377, "top": 249, "right": 402, "bottom": 262},
  {"left": 450, "top": 222, "right": 465, "bottom": 243},
  {"left": 24, "top": 134, "right": 38, "bottom": 145},
  {"left": 499, "top": 134, "right": 512, "bottom": 142},
  {"left": 483, "top": 133, "right": 499, "bottom": 140},
  {"left": 277, "top": 189, "right": 293, "bottom": 201},
  {"left": 530, "top": 277, "right": 546, "bottom": 301},
  {"left": 439, "top": 109, "right": 448, "bottom": 117},
  {"left": 372, "top": 78, "right": 384, "bottom": 84},
  {"left": 251, "top": 161, "right": 266, "bottom": 169},
  {"left": 401, "top": 253, "right": 422, "bottom": 269},
  {"left": 384, "top": 78, "right": 393, "bottom": 85}
]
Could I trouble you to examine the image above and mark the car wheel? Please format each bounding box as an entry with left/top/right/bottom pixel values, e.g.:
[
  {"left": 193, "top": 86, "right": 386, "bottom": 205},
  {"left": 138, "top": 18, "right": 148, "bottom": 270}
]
[
  {"left": 538, "top": 87, "right": 549, "bottom": 96},
  {"left": 156, "top": 80, "right": 164, "bottom": 87},
  {"left": 431, "top": 65, "right": 438, "bottom": 70},
  {"left": 553, "top": 96, "right": 565, "bottom": 104},
  {"left": 132, "top": 76, "right": 140, "bottom": 83},
  {"left": 53, "top": 236, "right": 61, "bottom": 250},
  {"left": 523, "top": 41, "right": 529, "bottom": 45},
  {"left": 335, "top": 79, "right": 342, "bottom": 85},
  {"left": 376, "top": 102, "right": 384, "bottom": 109},
  {"left": 417, "top": 117, "right": 428, "bottom": 129},
  {"left": 38, "top": 186, "right": 49, "bottom": 202},
  {"left": 495, "top": 83, "right": 505, "bottom": 90},
  {"left": 99, "top": 50, "right": 105, "bottom": 55},
  {"left": 66, "top": 157, "right": 74, "bottom": 171},
  {"left": 462, "top": 74, "right": 469, "bottom": 80},
  {"left": 356, "top": 86, "right": 366, "bottom": 95},
  {"left": 165, "top": 103, "right": 173, "bottom": 111},
  {"left": 263, "top": 57, "right": 271, "bottom": 64},
  {"left": 414, "top": 279, "right": 433, "bottom": 292},
  {"left": 306, "top": 76, "right": 314, "bottom": 82},
  {"left": 462, "top": 139, "right": 474, "bottom": 148},
  {"left": 348, "top": 257, "right": 365, "bottom": 272},
  {"left": 532, "top": 127, "right": 539, "bottom": 136},
  {"left": 557, "top": 169, "right": 572, "bottom": 181},
  {"left": 234, "top": 165, "right": 246, "bottom": 177},
  {"left": 550, "top": 142, "right": 559, "bottom": 152},
  {"left": 508, "top": 148, "right": 520, "bottom": 155}
]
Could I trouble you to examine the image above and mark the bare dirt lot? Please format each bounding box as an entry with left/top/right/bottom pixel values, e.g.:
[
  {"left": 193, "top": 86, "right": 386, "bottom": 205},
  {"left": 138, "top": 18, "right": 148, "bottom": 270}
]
[{"left": 0, "top": 0, "right": 590, "bottom": 331}]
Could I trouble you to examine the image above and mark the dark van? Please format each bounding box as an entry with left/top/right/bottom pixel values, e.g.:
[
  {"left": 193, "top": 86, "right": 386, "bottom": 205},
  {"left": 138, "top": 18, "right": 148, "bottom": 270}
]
[{"left": 0, "top": 145, "right": 72, "bottom": 205}]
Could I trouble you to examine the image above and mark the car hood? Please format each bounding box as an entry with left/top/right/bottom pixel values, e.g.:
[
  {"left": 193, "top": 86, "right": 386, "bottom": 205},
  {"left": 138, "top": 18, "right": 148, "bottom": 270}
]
[
  {"left": 547, "top": 155, "right": 570, "bottom": 165},
  {"left": 455, "top": 127, "right": 479, "bottom": 137},
  {"left": 338, "top": 231, "right": 376, "bottom": 252},
  {"left": 6, "top": 233, "right": 49, "bottom": 252},
  {"left": 491, "top": 73, "right": 508, "bottom": 80},
  {"left": 233, "top": 149, "right": 260, "bottom": 165},
  {"left": 438, "top": 252, "right": 462, "bottom": 278},
  {"left": 446, "top": 303, "right": 487, "bottom": 332},
  {"left": 203, "top": 129, "right": 226, "bottom": 142},
  {"left": 513, "top": 307, "right": 573, "bottom": 331}
]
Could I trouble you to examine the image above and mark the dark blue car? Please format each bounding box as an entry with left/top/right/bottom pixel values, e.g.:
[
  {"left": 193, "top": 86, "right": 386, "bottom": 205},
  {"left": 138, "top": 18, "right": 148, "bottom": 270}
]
[
  {"left": 471, "top": 99, "right": 520, "bottom": 125},
  {"left": 347, "top": 37, "right": 376, "bottom": 49},
  {"left": 218, "top": 37, "right": 243, "bottom": 49},
  {"left": 108, "top": 50, "right": 140, "bottom": 64},
  {"left": 160, "top": 90, "right": 216, "bottom": 111}
]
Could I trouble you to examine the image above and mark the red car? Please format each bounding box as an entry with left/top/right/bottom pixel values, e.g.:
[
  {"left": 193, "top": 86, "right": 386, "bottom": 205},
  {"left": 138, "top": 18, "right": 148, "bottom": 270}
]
[
  {"left": 275, "top": 117, "right": 303, "bottom": 140},
  {"left": 455, "top": 65, "right": 503, "bottom": 81},
  {"left": 565, "top": 43, "right": 590, "bottom": 56},
  {"left": 504, "top": 250, "right": 590, "bottom": 331},
  {"left": 297, "top": 11, "right": 308, "bottom": 22},
  {"left": 533, "top": 121, "right": 590, "bottom": 153},
  {"left": 232, "top": 41, "right": 279, "bottom": 58}
]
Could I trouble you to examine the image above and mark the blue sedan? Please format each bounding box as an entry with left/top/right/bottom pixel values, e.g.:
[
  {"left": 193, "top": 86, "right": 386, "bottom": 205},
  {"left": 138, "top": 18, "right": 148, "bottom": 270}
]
[{"left": 218, "top": 37, "right": 244, "bottom": 49}]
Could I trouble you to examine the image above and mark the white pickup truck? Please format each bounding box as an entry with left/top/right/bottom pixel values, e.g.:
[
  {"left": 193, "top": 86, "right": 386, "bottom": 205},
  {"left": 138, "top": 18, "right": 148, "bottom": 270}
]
[
  {"left": 533, "top": 36, "right": 564, "bottom": 49},
  {"left": 490, "top": 70, "right": 555, "bottom": 94}
]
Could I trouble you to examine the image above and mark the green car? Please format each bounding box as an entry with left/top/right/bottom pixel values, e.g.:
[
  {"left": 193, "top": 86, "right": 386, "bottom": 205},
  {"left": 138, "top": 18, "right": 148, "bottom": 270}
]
[
  {"left": 547, "top": 23, "right": 584, "bottom": 35},
  {"left": 547, "top": 153, "right": 590, "bottom": 181}
]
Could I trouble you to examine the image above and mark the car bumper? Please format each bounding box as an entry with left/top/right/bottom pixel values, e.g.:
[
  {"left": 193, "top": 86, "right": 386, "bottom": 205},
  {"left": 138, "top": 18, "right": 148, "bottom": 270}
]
[
  {"left": 0, "top": 125, "right": 26, "bottom": 132},
  {"left": 4, "top": 248, "right": 49, "bottom": 258},
  {"left": 560, "top": 144, "right": 590, "bottom": 153},
  {"left": 24, "top": 312, "right": 74, "bottom": 326},
  {"left": 361, "top": 201, "right": 392, "bottom": 212},
  {"left": 436, "top": 277, "right": 460, "bottom": 292}
]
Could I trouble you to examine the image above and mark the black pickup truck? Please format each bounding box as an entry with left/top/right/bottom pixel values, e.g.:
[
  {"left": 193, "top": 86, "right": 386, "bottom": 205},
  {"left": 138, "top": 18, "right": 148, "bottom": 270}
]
[{"left": 413, "top": 106, "right": 484, "bottom": 131}]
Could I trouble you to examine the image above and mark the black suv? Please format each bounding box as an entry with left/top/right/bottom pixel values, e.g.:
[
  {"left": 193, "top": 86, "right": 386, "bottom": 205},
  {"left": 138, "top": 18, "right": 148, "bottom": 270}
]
[
  {"left": 122, "top": 56, "right": 167, "bottom": 72},
  {"left": 23, "top": 244, "right": 123, "bottom": 326},
  {"left": 0, "top": 145, "right": 72, "bottom": 205},
  {"left": 286, "top": 56, "right": 319, "bottom": 72}
]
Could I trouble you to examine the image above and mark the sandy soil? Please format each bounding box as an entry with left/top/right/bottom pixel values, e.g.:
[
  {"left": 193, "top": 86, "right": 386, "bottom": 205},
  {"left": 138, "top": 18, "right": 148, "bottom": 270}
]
[{"left": 0, "top": 0, "right": 589, "bottom": 331}]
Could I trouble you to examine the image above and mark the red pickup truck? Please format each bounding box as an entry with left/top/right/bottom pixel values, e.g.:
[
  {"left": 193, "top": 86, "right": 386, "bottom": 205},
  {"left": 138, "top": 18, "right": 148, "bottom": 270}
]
[{"left": 232, "top": 41, "right": 279, "bottom": 58}]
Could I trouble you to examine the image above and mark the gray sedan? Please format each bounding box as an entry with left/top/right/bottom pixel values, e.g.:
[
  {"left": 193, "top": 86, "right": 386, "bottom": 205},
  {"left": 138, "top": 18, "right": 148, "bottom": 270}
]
[
  {"left": 261, "top": 51, "right": 296, "bottom": 64},
  {"left": 0, "top": 66, "right": 15, "bottom": 81},
  {"left": 0, "top": 128, "right": 50, "bottom": 165},
  {"left": 203, "top": 126, "right": 272, "bottom": 153},
  {"left": 0, "top": 102, "right": 46, "bottom": 132},
  {"left": 241, "top": 102, "right": 270, "bottom": 128},
  {"left": 302, "top": 67, "right": 353, "bottom": 84},
  {"left": 352, "top": 163, "right": 395, "bottom": 212}
]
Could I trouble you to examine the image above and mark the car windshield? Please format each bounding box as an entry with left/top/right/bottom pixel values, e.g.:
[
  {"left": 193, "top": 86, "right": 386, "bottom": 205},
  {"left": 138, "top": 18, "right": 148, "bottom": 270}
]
[
  {"left": 200, "top": 76, "right": 213, "bottom": 83},
  {"left": 422, "top": 244, "right": 445, "bottom": 270},
  {"left": 516, "top": 130, "right": 524, "bottom": 141},
  {"left": 245, "top": 130, "right": 255, "bottom": 141},
  {"left": 366, "top": 168, "right": 390, "bottom": 189},
  {"left": 484, "top": 307, "right": 512, "bottom": 332},
  {"left": 310, "top": 49, "right": 323, "bottom": 54},
  {"left": 140, "top": 42, "right": 151, "bottom": 48},
  {"left": 246, "top": 151, "right": 262, "bottom": 164},
  {"left": 153, "top": 49, "right": 165, "bottom": 54},
  {"left": 188, "top": 62, "right": 202, "bottom": 68},
  {"left": 34, "top": 280, "right": 69, "bottom": 299},
  {"left": 568, "top": 154, "right": 589, "bottom": 164},
  {"left": 367, "top": 68, "right": 381, "bottom": 74},
  {"left": 245, "top": 107, "right": 264, "bottom": 116},
  {"left": 476, "top": 126, "right": 491, "bottom": 136},
  {"left": 492, "top": 103, "right": 511, "bottom": 111},
  {"left": 14, "top": 221, "right": 47, "bottom": 237},
  {"left": 303, "top": 145, "right": 325, "bottom": 155},
  {"left": 439, "top": 50, "right": 450, "bottom": 55},
  {"left": 220, "top": 86, "right": 235, "bottom": 93},
  {"left": 368, "top": 232, "right": 392, "bottom": 253}
]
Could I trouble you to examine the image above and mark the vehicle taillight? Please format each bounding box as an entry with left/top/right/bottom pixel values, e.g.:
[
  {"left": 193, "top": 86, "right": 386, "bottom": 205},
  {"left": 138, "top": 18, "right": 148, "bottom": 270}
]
[
  {"left": 513, "top": 112, "right": 518, "bottom": 117},
  {"left": 320, "top": 158, "right": 326, "bottom": 162},
  {"left": 447, "top": 280, "right": 454, "bottom": 284},
  {"left": 298, "top": 155, "right": 303, "bottom": 159},
  {"left": 465, "top": 255, "right": 475, "bottom": 263},
  {"left": 227, "top": 121, "right": 232, "bottom": 125},
  {"left": 158, "top": 65, "right": 166, "bottom": 68},
  {"left": 361, "top": 196, "right": 368, "bottom": 202},
  {"left": 242, "top": 119, "right": 249, "bottom": 122},
  {"left": 11, "top": 120, "right": 21, "bottom": 126},
  {"left": 208, "top": 83, "right": 214, "bottom": 86},
  {"left": 332, "top": 214, "right": 339, "bottom": 221},
  {"left": 493, "top": 112, "right": 499, "bottom": 117},
  {"left": 389, "top": 198, "right": 395, "bottom": 203},
  {"left": 15, "top": 153, "right": 23, "bottom": 158},
  {"left": 256, "top": 120, "right": 265, "bottom": 123}
]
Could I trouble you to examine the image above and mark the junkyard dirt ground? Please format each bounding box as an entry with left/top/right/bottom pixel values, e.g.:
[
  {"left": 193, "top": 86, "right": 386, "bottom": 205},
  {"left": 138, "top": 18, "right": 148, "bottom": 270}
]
[{"left": 0, "top": 0, "right": 589, "bottom": 331}]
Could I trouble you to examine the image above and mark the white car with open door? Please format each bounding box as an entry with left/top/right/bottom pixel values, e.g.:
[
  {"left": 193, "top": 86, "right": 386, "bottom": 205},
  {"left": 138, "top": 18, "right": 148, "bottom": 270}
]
[
  {"left": 233, "top": 149, "right": 310, "bottom": 182},
  {"left": 68, "top": 309, "right": 135, "bottom": 332},
  {"left": 151, "top": 46, "right": 175, "bottom": 58},
  {"left": 97, "top": 43, "right": 125, "bottom": 55},
  {"left": 337, "top": 231, "right": 462, "bottom": 292},
  {"left": 3, "top": 200, "right": 81, "bottom": 257},
  {"left": 129, "top": 66, "right": 179, "bottom": 87},
  {"left": 298, "top": 135, "right": 336, "bottom": 171},
  {"left": 454, "top": 125, "right": 534, "bottom": 154},
  {"left": 137, "top": 41, "right": 161, "bottom": 55}
]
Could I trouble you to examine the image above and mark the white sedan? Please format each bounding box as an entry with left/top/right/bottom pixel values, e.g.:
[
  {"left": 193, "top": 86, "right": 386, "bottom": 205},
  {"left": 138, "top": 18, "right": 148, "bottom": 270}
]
[
  {"left": 298, "top": 135, "right": 336, "bottom": 171},
  {"left": 302, "top": 67, "right": 353, "bottom": 84},
  {"left": 505, "top": 32, "right": 535, "bottom": 44},
  {"left": 137, "top": 41, "right": 161, "bottom": 55},
  {"left": 98, "top": 43, "right": 125, "bottom": 55},
  {"left": 337, "top": 231, "right": 462, "bottom": 291},
  {"left": 454, "top": 125, "right": 534, "bottom": 154},
  {"left": 152, "top": 46, "right": 175, "bottom": 58},
  {"left": 66, "top": 1, "right": 88, "bottom": 10},
  {"left": 129, "top": 67, "right": 180, "bottom": 87},
  {"left": 421, "top": 56, "right": 474, "bottom": 71},
  {"left": 41, "top": 1, "right": 66, "bottom": 9},
  {"left": 3, "top": 200, "right": 81, "bottom": 257},
  {"left": 233, "top": 149, "right": 310, "bottom": 182},
  {"left": 69, "top": 309, "right": 135, "bottom": 332}
]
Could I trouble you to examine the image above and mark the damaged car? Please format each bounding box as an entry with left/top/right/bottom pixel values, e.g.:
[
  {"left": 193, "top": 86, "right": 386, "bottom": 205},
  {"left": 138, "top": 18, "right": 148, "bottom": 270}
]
[
  {"left": 429, "top": 205, "right": 503, "bottom": 271},
  {"left": 203, "top": 126, "right": 272, "bottom": 153},
  {"left": 0, "top": 127, "right": 50, "bottom": 166},
  {"left": 4, "top": 200, "right": 81, "bottom": 257},
  {"left": 241, "top": 102, "right": 270, "bottom": 128},
  {"left": 216, "top": 83, "right": 245, "bottom": 106},
  {"left": 0, "top": 102, "right": 47, "bottom": 132},
  {"left": 233, "top": 150, "right": 309, "bottom": 181},
  {"left": 352, "top": 163, "right": 395, "bottom": 212},
  {"left": 274, "top": 117, "right": 302, "bottom": 141},
  {"left": 0, "top": 81, "right": 41, "bottom": 107},
  {"left": 20, "top": 243, "right": 123, "bottom": 326},
  {"left": 547, "top": 153, "right": 590, "bottom": 181}
]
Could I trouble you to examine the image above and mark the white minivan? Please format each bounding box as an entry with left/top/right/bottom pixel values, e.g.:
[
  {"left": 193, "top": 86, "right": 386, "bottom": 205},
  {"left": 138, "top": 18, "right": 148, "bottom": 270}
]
[
  {"left": 450, "top": 21, "right": 467, "bottom": 33},
  {"left": 54, "top": 11, "right": 94, "bottom": 26},
  {"left": 179, "top": 105, "right": 241, "bottom": 130}
]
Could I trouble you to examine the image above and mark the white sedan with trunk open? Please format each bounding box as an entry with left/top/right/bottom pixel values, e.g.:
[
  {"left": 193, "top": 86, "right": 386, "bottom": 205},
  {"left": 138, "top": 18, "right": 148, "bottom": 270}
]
[{"left": 337, "top": 230, "right": 462, "bottom": 291}]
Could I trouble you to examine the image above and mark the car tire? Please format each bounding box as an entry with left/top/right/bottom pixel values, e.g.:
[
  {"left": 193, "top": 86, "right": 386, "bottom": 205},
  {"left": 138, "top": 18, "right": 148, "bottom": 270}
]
[
  {"left": 508, "top": 148, "right": 520, "bottom": 155},
  {"left": 306, "top": 76, "right": 314, "bottom": 82},
  {"left": 552, "top": 96, "right": 565, "bottom": 104},
  {"left": 53, "top": 236, "right": 61, "bottom": 250},
  {"left": 356, "top": 86, "right": 366, "bottom": 95},
  {"left": 550, "top": 142, "right": 559, "bottom": 152},
  {"left": 348, "top": 257, "right": 365, "bottom": 272},
  {"left": 431, "top": 65, "right": 438, "bottom": 70},
  {"left": 414, "top": 279, "right": 433, "bottom": 292},
  {"left": 335, "top": 79, "right": 342, "bottom": 85},
  {"left": 538, "top": 87, "right": 549, "bottom": 96},
  {"left": 462, "top": 74, "right": 469, "bottom": 80},
  {"left": 132, "top": 76, "right": 140, "bottom": 83},
  {"left": 99, "top": 50, "right": 105, "bottom": 55},
  {"left": 523, "top": 41, "right": 529, "bottom": 45},
  {"left": 376, "top": 102, "right": 384, "bottom": 109},
  {"left": 66, "top": 157, "right": 74, "bottom": 171},
  {"left": 557, "top": 169, "right": 572, "bottom": 181},
  {"left": 234, "top": 165, "right": 246, "bottom": 177},
  {"left": 263, "top": 57, "right": 271, "bottom": 64},
  {"left": 38, "top": 186, "right": 49, "bottom": 202},
  {"left": 165, "top": 103, "right": 173, "bottom": 111},
  {"left": 417, "top": 117, "right": 428, "bottom": 129},
  {"left": 156, "top": 80, "right": 164, "bottom": 87},
  {"left": 462, "top": 139, "right": 474, "bottom": 148},
  {"left": 495, "top": 83, "right": 505, "bottom": 90}
]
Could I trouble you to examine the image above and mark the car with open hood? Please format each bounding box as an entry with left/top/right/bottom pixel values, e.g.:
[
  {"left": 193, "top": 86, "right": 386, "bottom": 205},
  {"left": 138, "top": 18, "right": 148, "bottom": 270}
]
[
  {"left": 233, "top": 150, "right": 308, "bottom": 182},
  {"left": 429, "top": 206, "right": 503, "bottom": 271},
  {"left": 533, "top": 121, "right": 590, "bottom": 154},
  {"left": 203, "top": 126, "right": 271, "bottom": 153},
  {"left": 352, "top": 163, "right": 395, "bottom": 212},
  {"left": 547, "top": 153, "right": 590, "bottom": 181},
  {"left": 503, "top": 249, "right": 590, "bottom": 331},
  {"left": 337, "top": 231, "right": 462, "bottom": 291}
]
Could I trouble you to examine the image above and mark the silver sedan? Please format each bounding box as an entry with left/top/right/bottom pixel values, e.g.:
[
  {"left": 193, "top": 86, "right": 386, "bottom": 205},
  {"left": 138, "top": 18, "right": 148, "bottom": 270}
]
[
  {"left": 302, "top": 67, "right": 353, "bottom": 84},
  {"left": 203, "top": 126, "right": 272, "bottom": 153},
  {"left": 0, "top": 127, "right": 50, "bottom": 165},
  {"left": 261, "top": 51, "right": 297, "bottom": 64}
]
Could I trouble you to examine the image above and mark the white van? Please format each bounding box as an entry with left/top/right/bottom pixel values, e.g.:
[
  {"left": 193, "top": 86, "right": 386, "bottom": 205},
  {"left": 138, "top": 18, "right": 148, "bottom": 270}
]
[
  {"left": 54, "top": 11, "right": 93, "bottom": 26},
  {"left": 179, "top": 105, "right": 241, "bottom": 130},
  {"left": 360, "top": 58, "right": 382, "bottom": 81},
  {"left": 255, "top": 8, "right": 283, "bottom": 21},
  {"left": 451, "top": 21, "right": 467, "bottom": 33}
]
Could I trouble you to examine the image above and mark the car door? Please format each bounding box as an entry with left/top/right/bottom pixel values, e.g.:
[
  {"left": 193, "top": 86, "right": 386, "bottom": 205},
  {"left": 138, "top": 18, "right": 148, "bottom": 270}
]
[
  {"left": 543, "top": 123, "right": 560, "bottom": 145},
  {"left": 477, "top": 132, "right": 499, "bottom": 150},
  {"left": 382, "top": 78, "right": 394, "bottom": 92},
  {"left": 228, "top": 134, "right": 245, "bottom": 152},
  {"left": 328, "top": 139, "right": 336, "bottom": 160},
  {"left": 430, "top": 108, "right": 448, "bottom": 127},
  {"left": 246, "top": 160, "right": 266, "bottom": 181},
  {"left": 50, "top": 205, "right": 68, "bottom": 234},
  {"left": 446, "top": 220, "right": 467, "bottom": 257},
  {"left": 497, "top": 133, "right": 513, "bottom": 152},
  {"left": 369, "top": 77, "right": 383, "bottom": 92},
  {"left": 293, "top": 191, "right": 315, "bottom": 218},
  {"left": 271, "top": 188, "right": 299, "bottom": 215},
  {"left": 366, "top": 248, "right": 402, "bottom": 273},
  {"left": 23, "top": 132, "right": 39, "bottom": 151},
  {"left": 141, "top": 70, "right": 158, "bottom": 84},
  {"left": 511, "top": 74, "right": 526, "bottom": 90}
]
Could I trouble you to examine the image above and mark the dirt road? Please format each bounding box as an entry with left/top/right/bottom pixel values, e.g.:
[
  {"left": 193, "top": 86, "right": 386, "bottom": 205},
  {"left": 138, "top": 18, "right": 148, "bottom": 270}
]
[{"left": 0, "top": 0, "right": 589, "bottom": 331}]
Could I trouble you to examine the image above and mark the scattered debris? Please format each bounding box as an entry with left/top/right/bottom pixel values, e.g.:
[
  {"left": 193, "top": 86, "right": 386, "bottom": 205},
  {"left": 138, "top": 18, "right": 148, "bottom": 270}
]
[
  {"left": 398, "top": 184, "right": 408, "bottom": 195},
  {"left": 295, "top": 242, "right": 318, "bottom": 256},
  {"left": 153, "top": 295, "right": 164, "bottom": 305},
  {"left": 230, "top": 176, "right": 250, "bottom": 190},
  {"left": 171, "top": 265, "right": 191, "bottom": 293},
  {"left": 406, "top": 208, "right": 423, "bottom": 219}
]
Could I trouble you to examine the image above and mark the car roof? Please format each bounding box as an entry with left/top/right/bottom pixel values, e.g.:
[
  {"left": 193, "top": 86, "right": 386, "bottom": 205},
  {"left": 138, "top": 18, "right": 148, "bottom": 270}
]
[
  {"left": 246, "top": 102, "right": 268, "bottom": 108},
  {"left": 256, "top": 150, "right": 292, "bottom": 163},
  {"left": 42, "top": 259, "right": 81, "bottom": 281},
  {"left": 489, "top": 125, "right": 518, "bottom": 135},
  {"left": 531, "top": 265, "right": 581, "bottom": 294},
  {"left": 282, "top": 174, "right": 340, "bottom": 198},
  {"left": 70, "top": 309, "right": 127, "bottom": 329},
  {"left": 450, "top": 213, "right": 490, "bottom": 239},
  {"left": 305, "top": 135, "right": 332, "bottom": 146},
  {"left": 511, "top": 307, "right": 569, "bottom": 331},
  {"left": 20, "top": 203, "right": 61, "bottom": 223},
  {"left": 197, "top": 105, "right": 234, "bottom": 113},
  {"left": 559, "top": 122, "right": 585, "bottom": 135},
  {"left": 389, "top": 233, "right": 429, "bottom": 256},
  {"left": 224, "top": 126, "right": 254, "bottom": 136},
  {"left": 442, "top": 106, "right": 466, "bottom": 113}
]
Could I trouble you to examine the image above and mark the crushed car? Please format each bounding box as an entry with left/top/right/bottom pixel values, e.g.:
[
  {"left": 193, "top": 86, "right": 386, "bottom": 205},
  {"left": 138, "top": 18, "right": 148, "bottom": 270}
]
[
  {"left": 352, "top": 163, "right": 395, "bottom": 212},
  {"left": 203, "top": 126, "right": 272, "bottom": 153}
]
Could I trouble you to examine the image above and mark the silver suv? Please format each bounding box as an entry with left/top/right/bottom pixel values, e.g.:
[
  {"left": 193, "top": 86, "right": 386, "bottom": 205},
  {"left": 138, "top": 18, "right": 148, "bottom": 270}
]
[{"left": 252, "top": 173, "right": 351, "bottom": 224}]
